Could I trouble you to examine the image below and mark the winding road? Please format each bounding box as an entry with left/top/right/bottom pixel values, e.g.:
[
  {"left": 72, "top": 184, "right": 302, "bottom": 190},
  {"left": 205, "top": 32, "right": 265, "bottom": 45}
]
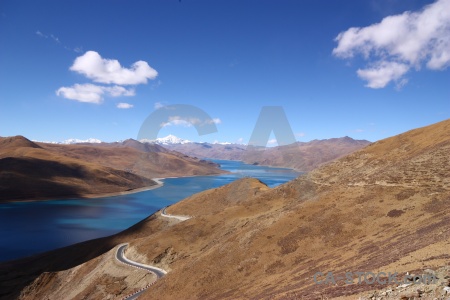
[
  {"left": 161, "top": 206, "right": 191, "bottom": 221},
  {"left": 116, "top": 207, "right": 191, "bottom": 299},
  {"left": 116, "top": 244, "right": 167, "bottom": 277}
]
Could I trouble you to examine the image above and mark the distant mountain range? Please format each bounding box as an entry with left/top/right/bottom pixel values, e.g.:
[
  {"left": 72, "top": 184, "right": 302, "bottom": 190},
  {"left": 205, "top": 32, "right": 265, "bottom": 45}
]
[
  {"left": 5, "top": 119, "right": 449, "bottom": 300},
  {"left": 38, "top": 134, "right": 227, "bottom": 145},
  {"left": 141, "top": 134, "right": 192, "bottom": 145},
  {"left": 160, "top": 135, "right": 371, "bottom": 171},
  {"left": 38, "top": 135, "right": 371, "bottom": 172},
  {"left": 0, "top": 133, "right": 370, "bottom": 201},
  {"left": 35, "top": 138, "right": 103, "bottom": 145},
  {"left": 0, "top": 136, "right": 224, "bottom": 202}
]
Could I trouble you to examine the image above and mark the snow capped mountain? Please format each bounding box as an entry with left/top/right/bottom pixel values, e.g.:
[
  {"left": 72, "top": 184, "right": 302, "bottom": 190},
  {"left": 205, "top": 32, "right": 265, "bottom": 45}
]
[
  {"left": 35, "top": 138, "right": 103, "bottom": 144},
  {"left": 36, "top": 135, "right": 238, "bottom": 146},
  {"left": 213, "top": 141, "right": 232, "bottom": 145},
  {"left": 61, "top": 138, "right": 102, "bottom": 144},
  {"left": 140, "top": 134, "right": 191, "bottom": 145},
  {"left": 140, "top": 135, "right": 243, "bottom": 145}
]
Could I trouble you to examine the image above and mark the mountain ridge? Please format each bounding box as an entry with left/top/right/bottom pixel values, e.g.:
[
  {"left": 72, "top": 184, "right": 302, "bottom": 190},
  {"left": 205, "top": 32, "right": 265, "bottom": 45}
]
[
  {"left": 0, "top": 136, "right": 225, "bottom": 202},
  {"left": 163, "top": 136, "right": 371, "bottom": 171},
  {"left": 2, "top": 119, "right": 448, "bottom": 299},
  {"left": 29, "top": 135, "right": 371, "bottom": 171}
]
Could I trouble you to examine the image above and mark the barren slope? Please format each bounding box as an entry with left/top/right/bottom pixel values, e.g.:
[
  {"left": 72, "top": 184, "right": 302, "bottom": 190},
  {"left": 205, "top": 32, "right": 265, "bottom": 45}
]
[
  {"left": 1, "top": 119, "right": 449, "bottom": 299},
  {"left": 0, "top": 136, "right": 156, "bottom": 202},
  {"left": 39, "top": 139, "right": 224, "bottom": 179},
  {"left": 164, "top": 143, "right": 247, "bottom": 161},
  {"left": 0, "top": 136, "right": 224, "bottom": 202}
]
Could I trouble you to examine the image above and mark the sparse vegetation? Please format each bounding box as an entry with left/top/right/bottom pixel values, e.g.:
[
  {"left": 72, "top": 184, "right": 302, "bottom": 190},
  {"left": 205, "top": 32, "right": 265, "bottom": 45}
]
[{"left": 1, "top": 119, "right": 449, "bottom": 299}]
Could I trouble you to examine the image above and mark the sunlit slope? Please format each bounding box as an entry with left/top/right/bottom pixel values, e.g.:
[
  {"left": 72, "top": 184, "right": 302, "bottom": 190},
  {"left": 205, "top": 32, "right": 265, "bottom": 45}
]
[
  {"left": 0, "top": 136, "right": 156, "bottom": 201},
  {"left": 0, "top": 136, "right": 225, "bottom": 201},
  {"left": 2, "top": 119, "right": 449, "bottom": 299}
]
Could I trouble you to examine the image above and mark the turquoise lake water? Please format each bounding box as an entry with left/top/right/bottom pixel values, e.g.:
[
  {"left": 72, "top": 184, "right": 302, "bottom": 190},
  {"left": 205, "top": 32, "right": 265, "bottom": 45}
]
[{"left": 0, "top": 160, "right": 300, "bottom": 262}]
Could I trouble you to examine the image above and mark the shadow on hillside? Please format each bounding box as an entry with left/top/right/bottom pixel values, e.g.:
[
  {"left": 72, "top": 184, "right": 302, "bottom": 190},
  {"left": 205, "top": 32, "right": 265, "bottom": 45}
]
[{"left": 0, "top": 157, "right": 89, "bottom": 201}]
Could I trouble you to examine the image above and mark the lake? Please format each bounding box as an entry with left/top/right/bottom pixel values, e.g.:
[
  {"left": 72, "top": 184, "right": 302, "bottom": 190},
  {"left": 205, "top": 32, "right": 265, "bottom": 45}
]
[{"left": 0, "top": 160, "right": 300, "bottom": 262}]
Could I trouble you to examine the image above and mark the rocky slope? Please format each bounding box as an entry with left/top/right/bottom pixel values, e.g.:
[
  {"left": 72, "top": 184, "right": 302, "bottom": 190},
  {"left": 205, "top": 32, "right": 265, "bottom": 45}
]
[{"left": 1, "top": 119, "right": 449, "bottom": 299}]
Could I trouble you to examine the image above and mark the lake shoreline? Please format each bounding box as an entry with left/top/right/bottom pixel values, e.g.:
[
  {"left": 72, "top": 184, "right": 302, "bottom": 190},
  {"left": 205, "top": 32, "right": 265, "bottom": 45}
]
[
  {"left": 0, "top": 171, "right": 235, "bottom": 204},
  {"left": 0, "top": 160, "right": 301, "bottom": 263},
  {"left": 0, "top": 179, "right": 166, "bottom": 204}
]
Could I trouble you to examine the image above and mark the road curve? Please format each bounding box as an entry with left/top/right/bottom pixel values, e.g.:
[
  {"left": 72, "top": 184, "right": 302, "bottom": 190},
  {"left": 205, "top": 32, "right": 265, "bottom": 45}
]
[
  {"left": 116, "top": 208, "right": 191, "bottom": 299},
  {"left": 116, "top": 243, "right": 167, "bottom": 300},
  {"left": 161, "top": 206, "right": 191, "bottom": 221}
]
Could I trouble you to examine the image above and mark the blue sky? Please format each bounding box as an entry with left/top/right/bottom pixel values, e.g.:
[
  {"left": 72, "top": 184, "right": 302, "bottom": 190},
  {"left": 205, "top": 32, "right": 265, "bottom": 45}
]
[{"left": 1, "top": 0, "right": 449, "bottom": 145}]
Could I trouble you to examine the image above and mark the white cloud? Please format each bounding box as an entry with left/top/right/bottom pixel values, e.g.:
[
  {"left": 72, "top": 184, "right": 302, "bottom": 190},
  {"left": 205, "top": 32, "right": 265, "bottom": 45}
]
[
  {"left": 267, "top": 139, "right": 278, "bottom": 145},
  {"left": 154, "top": 102, "right": 166, "bottom": 109},
  {"left": 333, "top": 0, "right": 450, "bottom": 88},
  {"left": 356, "top": 61, "right": 409, "bottom": 89},
  {"left": 160, "top": 120, "right": 192, "bottom": 128},
  {"left": 37, "top": 30, "right": 83, "bottom": 53},
  {"left": 70, "top": 51, "right": 158, "bottom": 85},
  {"left": 56, "top": 84, "right": 104, "bottom": 104},
  {"left": 57, "top": 51, "right": 158, "bottom": 105},
  {"left": 56, "top": 83, "right": 135, "bottom": 104},
  {"left": 206, "top": 118, "right": 221, "bottom": 124},
  {"left": 160, "top": 116, "right": 221, "bottom": 128},
  {"left": 162, "top": 116, "right": 201, "bottom": 127},
  {"left": 50, "top": 34, "right": 60, "bottom": 44},
  {"left": 107, "top": 85, "right": 135, "bottom": 97},
  {"left": 36, "top": 30, "right": 60, "bottom": 44},
  {"left": 295, "top": 132, "right": 306, "bottom": 137},
  {"left": 36, "top": 30, "right": 47, "bottom": 38},
  {"left": 117, "top": 103, "right": 134, "bottom": 109}
]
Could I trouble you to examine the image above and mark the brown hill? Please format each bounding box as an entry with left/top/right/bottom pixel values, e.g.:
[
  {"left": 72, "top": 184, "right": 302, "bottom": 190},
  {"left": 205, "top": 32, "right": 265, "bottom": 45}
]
[
  {"left": 40, "top": 141, "right": 224, "bottom": 179},
  {"left": 0, "top": 136, "right": 156, "bottom": 202},
  {"left": 165, "top": 142, "right": 247, "bottom": 161},
  {"left": 0, "top": 136, "right": 41, "bottom": 150},
  {"left": 0, "top": 136, "right": 225, "bottom": 202},
  {"left": 1, "top": 119, "right": 449, "bottom": 299},
  {"left": 164, "top": 136, "right": 370, "bottom": 171},
  {"left": 243, "top": 136, "right": 371, "bottom": 171},
  {"left": 98, "top": 138, "right": 170, "bottom": 153}
]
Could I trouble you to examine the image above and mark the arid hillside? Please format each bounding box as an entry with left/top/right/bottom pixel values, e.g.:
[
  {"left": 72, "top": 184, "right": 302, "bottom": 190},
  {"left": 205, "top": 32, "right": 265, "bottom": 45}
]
[
  {"left": 164, "top": 136, "right": 370, "bottom": 171},
  {"left": 164, "top": 142, "right": 247, "bottom": 161},
  {"left": 40, "top": 139, "right": 224, "bottom": 179},
  {"left": 0, "top": 136, "right": 224, "bottom": 202},
  {"left": 1, "top": 119, "right": 449, "bottom": 299},
  {"left": 243, "top": 136, "right": 371, "bottom": 171}
]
